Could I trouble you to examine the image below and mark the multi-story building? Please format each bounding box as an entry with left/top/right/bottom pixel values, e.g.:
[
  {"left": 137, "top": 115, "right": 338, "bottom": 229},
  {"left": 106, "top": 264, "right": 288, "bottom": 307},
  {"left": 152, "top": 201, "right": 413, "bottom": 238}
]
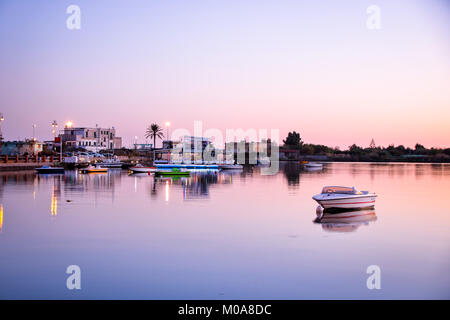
[{"left": 60, "top": 126, "right": 122, "bottom": 151}]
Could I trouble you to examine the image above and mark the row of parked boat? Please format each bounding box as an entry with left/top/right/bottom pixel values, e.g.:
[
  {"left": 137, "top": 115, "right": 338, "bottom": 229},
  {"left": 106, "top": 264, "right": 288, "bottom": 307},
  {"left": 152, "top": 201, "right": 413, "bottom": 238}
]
[{"left": 35, "top": 162, "right": 243, "bottom": 176}]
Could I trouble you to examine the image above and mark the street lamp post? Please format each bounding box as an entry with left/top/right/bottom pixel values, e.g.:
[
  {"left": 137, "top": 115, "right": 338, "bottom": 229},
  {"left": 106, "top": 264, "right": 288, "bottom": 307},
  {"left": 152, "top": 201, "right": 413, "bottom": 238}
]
[
  {"left": 0, "top": 113, "right": 4, "bottom": 141},
  {"left": 165, "top": 121, "right": 171, "bottom": 141},
  {"left": 165, "top": 122, "right": 171, "bottom": 162},
  {"left": 52, "top": 120, "right": 58, "bottom": 138},
  {"left": 32, "top": 124, "right": 37, "bottom": 141}
]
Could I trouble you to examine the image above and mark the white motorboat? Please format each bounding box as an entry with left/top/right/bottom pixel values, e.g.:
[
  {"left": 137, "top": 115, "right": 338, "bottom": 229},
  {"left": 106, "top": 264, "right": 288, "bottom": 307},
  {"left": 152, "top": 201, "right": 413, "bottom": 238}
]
[
  {"left": 304, "top": 162, "right": 323, "bottom": 169},
  {"left": 313, "top": 186, "right": 377, "bottom": 210},
  {"left": 129, "top": 164, "right": 156, "bottom": 174},
  {"left": 95, "top": 157, "right": 124, "bottom": 168}
]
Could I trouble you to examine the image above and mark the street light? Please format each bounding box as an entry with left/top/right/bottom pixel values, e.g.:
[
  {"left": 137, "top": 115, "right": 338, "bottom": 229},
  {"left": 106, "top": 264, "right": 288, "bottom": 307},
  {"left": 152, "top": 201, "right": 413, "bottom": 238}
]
[
  {"left": 0, "top": 113, "right": 4, "bottom": 141},
  {"left": 165, "top": 121, "right": 171, "bottom": 141},
  {"left": 32, "top": 124, "right": 37, "bottom": 141},
  {"left": 65, "top": 121, "right": 73, "bottom": 128},
  {"left": 52, "top": 120, "right": 58, "bottom": 138}
]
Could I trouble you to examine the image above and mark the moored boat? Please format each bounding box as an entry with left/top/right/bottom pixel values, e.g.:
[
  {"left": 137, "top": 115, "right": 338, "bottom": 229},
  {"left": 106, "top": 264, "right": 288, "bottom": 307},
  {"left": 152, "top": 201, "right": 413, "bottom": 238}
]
[
  {"left": 80, "top": 166, "right": 108, "bottom": 174},
  {"left": 95, "top": 157, "right": 124, "bottom": 168},
  {"left": 218, "top": 164, "right": 243, "bottom": 170},
  {"left": 35, "top": 166, "right": 65, "bottom": 174},
  {"left": 129, "top": 164, "right": 156, "bottom": 174},
  {"left": 313, "top": 186, "right": 377, "bottom": 210},
  {"left": 154, "top": 168, "right": 190, "bottom": 177},
  {"left": 304, "top": 162, "right": 323, "bottom": 169},
  {"left": 156, "top": 164, "right": 219, "bottom": 170}
]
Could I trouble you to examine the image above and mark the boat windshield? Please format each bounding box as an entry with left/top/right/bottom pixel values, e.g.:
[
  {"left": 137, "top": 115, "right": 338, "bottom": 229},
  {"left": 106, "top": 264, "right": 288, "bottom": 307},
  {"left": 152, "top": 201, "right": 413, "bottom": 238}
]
[{"left": 322, "top": 186, "right": 356, "bottom": 194}]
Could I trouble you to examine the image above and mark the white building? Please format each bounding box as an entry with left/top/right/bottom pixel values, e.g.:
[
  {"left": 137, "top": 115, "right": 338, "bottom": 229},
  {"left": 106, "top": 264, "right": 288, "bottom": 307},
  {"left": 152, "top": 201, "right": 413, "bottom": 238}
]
[{"left": 60, "top": 126, "right": 122, "bottom": 151}]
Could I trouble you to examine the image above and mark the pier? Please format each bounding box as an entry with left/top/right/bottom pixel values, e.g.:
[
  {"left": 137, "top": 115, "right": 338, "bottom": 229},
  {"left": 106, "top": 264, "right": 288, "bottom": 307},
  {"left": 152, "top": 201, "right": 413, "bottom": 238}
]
[{"left": 0, "top": 155, "right": 59, "bottom": 171}]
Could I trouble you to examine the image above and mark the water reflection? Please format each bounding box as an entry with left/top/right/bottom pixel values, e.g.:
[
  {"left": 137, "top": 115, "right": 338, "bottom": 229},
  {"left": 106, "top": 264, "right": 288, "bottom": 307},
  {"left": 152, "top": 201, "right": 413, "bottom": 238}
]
[
  {"left": 151, "top": 171, "right": 237, "bottom": 201},
  {"left": 0, "top": 204, "right": 3, "bottom": 232},
  {"left": 282, "top": 163, "right": 301, "bottom": 186},
  {"left": 314, "top": 209, "right": 377, "bottom": 233},
  {"left": 51, "top": 191, "right": 57, "bottom": 216}
]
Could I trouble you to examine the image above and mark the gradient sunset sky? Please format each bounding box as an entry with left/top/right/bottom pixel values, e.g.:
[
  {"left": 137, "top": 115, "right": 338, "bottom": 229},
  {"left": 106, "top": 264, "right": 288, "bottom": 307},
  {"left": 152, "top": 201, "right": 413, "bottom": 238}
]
[{"left": 0, "top": 0, "right": 449, "bottom": 148}]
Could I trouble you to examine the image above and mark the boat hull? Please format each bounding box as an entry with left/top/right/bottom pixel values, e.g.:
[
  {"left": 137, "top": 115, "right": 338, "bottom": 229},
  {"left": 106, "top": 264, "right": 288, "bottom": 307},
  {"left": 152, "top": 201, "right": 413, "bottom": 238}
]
[
  {"left": 219, "top": 164, "right": 243, "bottom": 170},
  {"left": 155, "top": 172, "right": 190, "bottom": 177},
  {"left": 313, "top": 195, "right": 376, "bottom": 210},
  {"left": 35, "top": 167, "right": 65, "bottom": 174},
  {"left": 156, "top": 164, "right": 219, "bottom": 170},
  {"left": 129, "top": 167, "right": 156, "bottom": 174},
  {"left": 80, "top": 168, "right": 108, "bottom": 174},
  {"left": 96, "top": 164, "right": 123, "bottom": 168}
]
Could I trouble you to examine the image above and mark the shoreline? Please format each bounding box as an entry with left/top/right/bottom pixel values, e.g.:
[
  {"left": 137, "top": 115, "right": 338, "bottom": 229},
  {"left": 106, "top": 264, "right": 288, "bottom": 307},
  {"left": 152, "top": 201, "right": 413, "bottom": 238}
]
[{"left": 1, "top": 160, "right": 448, "bottom": 172}]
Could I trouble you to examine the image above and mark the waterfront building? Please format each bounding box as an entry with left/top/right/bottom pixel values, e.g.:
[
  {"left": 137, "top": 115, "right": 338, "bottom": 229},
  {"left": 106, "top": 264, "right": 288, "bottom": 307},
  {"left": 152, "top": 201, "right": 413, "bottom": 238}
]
[
  {"left": 170, "top": 136, "right": 212, "bottom": 163},
  {"left": 1, "top": 140, "right": 43, "bottom": 155},
  {"left": 60, "top": 126, "right": 122, "bottom": 151}
]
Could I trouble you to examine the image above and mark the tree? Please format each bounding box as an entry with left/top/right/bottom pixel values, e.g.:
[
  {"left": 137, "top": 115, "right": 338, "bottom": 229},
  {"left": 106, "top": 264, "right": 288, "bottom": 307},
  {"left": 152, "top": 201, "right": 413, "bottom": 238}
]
[
  {"left": 283, "top": 131, "right": 302, "bottom": 149},
  {"left": 415, "top": 143, "right": 425, "bottom": 151},
  {"left": 145, "top": 123, "right": 164, "bottom": 149}
]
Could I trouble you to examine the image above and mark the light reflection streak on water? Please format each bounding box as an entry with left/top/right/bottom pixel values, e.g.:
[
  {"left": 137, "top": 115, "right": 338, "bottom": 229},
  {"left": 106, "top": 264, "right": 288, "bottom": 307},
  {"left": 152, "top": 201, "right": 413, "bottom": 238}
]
[
  {"left": 51, "top": 191, "right": 57, "bottom": 216},
  {"left": 0, "top": 204, "right": 3, "bottom": 232},
  {"left": 165, "top": 180, "right": 169, "bottom": 202}
]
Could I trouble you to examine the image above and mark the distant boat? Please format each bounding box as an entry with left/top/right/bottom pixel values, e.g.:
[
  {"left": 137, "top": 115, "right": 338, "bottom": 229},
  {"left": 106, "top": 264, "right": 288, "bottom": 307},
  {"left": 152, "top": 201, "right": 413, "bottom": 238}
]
[
  {"left": 154, "top": 168, "right": 190, "bottom": 177},
  {"left": 35, "top": 166, "right": 65, "bottom": 174},
  {"left": 129, "top": 164, "right": 156, "bottom": 174},
  {"left": 156, "top": 164, "right": 219, "bottom": 170},
  {"left": 257, "top": 157, "right": 270, "bottom": 165},
  {"left": 313, "top": 186, "right": 377, "bottom": 210},
  {"left": 218, "top": 161, "right": 243, "bottom": 170},
  {"left": 219, "top": 163, "right": 243, "bottom": 170},
  {"left": 80, "top": 166, "right": 108, "bottom": 174},
  {"left": 304, "top": 162, "right": 323, "bottom": 169},
  {"left": 95, "top": 159, "right": 123, "bottom": 168}
]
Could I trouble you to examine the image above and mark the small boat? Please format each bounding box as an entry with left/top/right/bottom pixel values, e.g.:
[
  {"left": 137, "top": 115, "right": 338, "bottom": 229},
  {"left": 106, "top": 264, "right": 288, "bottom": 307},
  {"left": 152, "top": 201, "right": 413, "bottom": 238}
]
[
  {"left": 219, "top": 160, "right": 243, "bottom": 170},
  {"left": 313, "top": 186, "right": 377, "bottom": 210},
  {"left": 304, "top": 162, "right": 323, "bottom": 169},
  {"left": 95, "top": 157, "right": 124, "bottom": 168},
  {"left": 156, "top": 164, "right": 219, "bottom": 170},
  {"left": 35, "top": 166, "right": 65, "bottom": 174},
  {"left": 80, "top": 166, "right": 108, "bottom": 174},
  {"left": 129, "top": 164, "right": 156, "bottom": 174},
  {"left": 154, "top": 168, "right": 190, "bottom": 177}
]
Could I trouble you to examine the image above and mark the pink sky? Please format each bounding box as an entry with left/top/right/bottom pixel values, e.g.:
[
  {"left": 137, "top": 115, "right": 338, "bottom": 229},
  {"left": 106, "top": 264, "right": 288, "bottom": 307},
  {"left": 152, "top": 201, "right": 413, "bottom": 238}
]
[{"left": 0, "top": 0, "right": 449, "bottom": 149}]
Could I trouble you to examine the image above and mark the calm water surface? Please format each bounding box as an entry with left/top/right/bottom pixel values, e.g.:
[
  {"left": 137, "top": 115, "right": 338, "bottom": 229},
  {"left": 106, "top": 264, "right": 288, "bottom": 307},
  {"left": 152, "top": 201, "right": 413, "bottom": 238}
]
[{"left": 0, "top": 163, "right": 449, "bottom": 299}]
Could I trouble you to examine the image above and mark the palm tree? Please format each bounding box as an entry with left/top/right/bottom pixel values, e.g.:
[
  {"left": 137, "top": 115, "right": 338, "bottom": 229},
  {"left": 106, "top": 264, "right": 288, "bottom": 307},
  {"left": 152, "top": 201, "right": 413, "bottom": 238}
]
[{"left": 145, "top": 123, "right": 164, "bottom": 149}]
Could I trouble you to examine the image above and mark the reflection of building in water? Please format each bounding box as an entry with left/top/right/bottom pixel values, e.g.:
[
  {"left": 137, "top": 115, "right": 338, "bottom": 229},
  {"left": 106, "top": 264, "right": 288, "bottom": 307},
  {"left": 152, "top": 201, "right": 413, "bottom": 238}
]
[
  {"left": 315, "top": 209, "right": 377, "bottom": 233},
  {"left": 61, "top": 170, "right": 121, "bottom": 196},
  {"left": 0, "top": 204, "right": 3, "bottom": 232},
  {"left": 152, "top": 171, "right": 237, "bottom": 201},
  {"left": 182, "top": 173, "right": 218, "bottom": 200}
]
